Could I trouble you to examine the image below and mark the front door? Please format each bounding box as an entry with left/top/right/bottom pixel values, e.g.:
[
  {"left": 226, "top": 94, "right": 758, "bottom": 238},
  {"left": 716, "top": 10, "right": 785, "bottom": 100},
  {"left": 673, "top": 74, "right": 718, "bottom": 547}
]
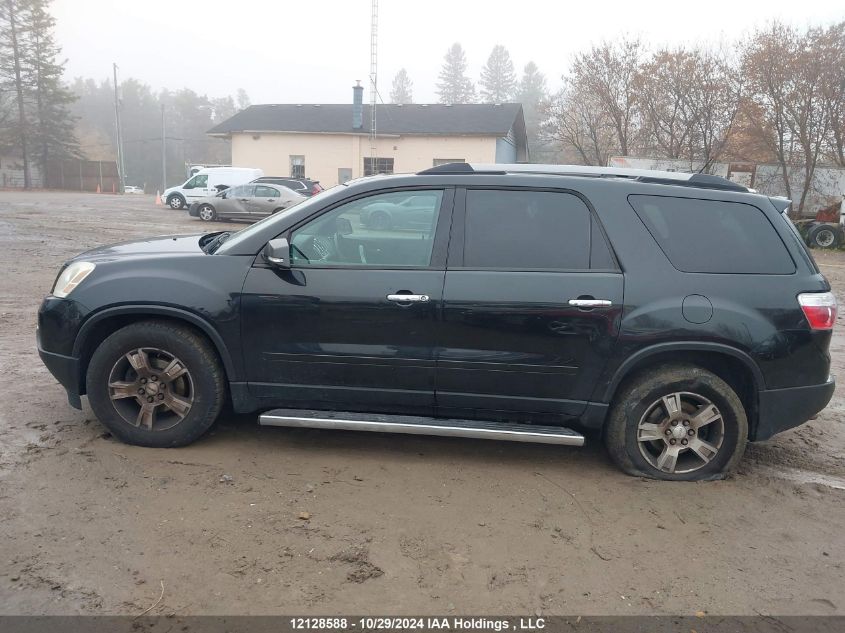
[
  {"left": 436, "top": 187, "right": 624, "bottom": 420},
  {"left": 240, "top": 187, "right": 453, "bottom": 414},
  {"left": 183, "top": 173, "right": 213, "bottom": 203},
  {"left": 218, "top": 185, "right": 255, "bottom": 219}
]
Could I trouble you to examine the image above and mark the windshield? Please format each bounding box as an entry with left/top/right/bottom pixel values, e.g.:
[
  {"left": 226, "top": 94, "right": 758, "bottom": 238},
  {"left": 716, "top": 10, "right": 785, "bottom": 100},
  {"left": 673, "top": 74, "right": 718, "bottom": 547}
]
[{"left": 215, "top": 185, "right": 340, "bottom": 253}]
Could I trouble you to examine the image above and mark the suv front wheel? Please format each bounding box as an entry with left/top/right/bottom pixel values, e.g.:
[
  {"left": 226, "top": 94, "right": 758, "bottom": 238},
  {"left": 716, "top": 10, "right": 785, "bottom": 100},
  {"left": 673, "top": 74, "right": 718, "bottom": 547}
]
[
  {"left": 86, "top": 321, "right": 226, "bottom": 447},
  {"left": 604, "top": 364, "right": 748, "bottom": 481}
]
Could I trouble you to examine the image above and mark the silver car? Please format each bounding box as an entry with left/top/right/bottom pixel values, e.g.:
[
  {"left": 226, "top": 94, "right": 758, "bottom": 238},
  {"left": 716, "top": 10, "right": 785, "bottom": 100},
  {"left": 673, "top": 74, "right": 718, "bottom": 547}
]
[{"left": 188, "top": 183, "right": 305, "bottom": 222}]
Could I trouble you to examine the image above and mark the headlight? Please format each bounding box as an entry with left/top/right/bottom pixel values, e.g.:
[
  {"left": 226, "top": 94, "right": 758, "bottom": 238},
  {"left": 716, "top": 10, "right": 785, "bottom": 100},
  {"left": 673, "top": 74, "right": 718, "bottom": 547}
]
[{"left": 52, "top": 262, "right": 96, "bottom": 298}]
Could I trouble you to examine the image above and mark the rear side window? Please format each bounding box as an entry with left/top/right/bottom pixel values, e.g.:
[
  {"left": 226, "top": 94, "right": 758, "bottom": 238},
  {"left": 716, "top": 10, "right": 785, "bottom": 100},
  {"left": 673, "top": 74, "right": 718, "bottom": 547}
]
[
  {"left": 464, "top": 190, "right": 602, "bottom": 270},
  {"left": 628, "top": 195, "right": 795, "bottom": 274}
]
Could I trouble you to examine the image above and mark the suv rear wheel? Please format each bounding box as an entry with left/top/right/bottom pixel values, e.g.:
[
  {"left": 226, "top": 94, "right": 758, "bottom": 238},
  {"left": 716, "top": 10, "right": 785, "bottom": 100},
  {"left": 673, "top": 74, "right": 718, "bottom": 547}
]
[
  {"left": 86, "top": 321, "right": 225, "bottom": 447},
  {"left": 604, "top": 364, "right": 748, "bottom": 480}
]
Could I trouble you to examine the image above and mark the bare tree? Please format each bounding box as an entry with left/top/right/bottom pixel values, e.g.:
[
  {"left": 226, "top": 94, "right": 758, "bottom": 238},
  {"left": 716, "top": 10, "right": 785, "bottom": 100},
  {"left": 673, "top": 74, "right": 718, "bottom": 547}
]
[
  {"left": 569, "top": 38, "right": 644, "bottom": 156},
  {"left": 821, "top": 22, "right": 845, "bottom": 167},
  {"left": 743, "top": 22, "right": 835, "bottom": 214},
  {"left": 541, "top": 78, "right": 615, "bottom": 166}
]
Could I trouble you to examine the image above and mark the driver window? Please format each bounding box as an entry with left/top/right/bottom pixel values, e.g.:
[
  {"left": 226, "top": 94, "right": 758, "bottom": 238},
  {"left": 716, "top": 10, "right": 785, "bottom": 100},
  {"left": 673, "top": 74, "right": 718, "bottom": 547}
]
[
  {"left": 289, "top": 189, "right": 444, "bottom": 268},
  {"left": 185, "top": 175, "right": 207, "bottom": 189}
]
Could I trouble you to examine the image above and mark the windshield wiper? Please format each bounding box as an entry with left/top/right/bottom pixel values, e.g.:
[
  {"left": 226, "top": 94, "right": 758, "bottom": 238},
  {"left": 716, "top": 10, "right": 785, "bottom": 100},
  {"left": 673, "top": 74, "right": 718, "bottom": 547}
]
[{"left": 205, "top": 231, "right": 232, "bottom": 254}]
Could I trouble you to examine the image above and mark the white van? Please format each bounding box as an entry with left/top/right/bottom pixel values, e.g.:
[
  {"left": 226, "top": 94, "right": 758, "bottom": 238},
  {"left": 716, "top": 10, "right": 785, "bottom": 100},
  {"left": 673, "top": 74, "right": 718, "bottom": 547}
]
[{"left": 163, "top": 167, "right": 263, "bottom": 209}]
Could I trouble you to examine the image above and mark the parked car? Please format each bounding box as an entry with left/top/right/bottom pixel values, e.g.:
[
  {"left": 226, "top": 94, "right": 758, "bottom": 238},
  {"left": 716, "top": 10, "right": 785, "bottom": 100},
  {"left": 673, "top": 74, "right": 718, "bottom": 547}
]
[
  {"left": 359, "top": 192, "right": 440, "bottom": 230},
  {"left": 188, "top": 183, "right": 305, "bottom": 222},
  {"left": 163, "top": 167, "right": 263, "bottom": 210},
  {"left": 37, "top": 163, "right": 836, "bottom": 481},
  {"left": 251, "top": 177, "right": 323, "bottom": 197},
  {"left": 124, "top": 185, "right": 144, "bottom": 194}
]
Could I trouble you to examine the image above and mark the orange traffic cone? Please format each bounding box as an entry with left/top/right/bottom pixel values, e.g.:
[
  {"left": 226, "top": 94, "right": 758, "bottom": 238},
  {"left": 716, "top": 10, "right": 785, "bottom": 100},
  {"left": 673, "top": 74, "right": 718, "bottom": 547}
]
[
  {"left": 96, "top": 183, "right": 101, "bottom": 193},
  {"left": 155, "top": 190, "right": 163, "bottom": 206}
]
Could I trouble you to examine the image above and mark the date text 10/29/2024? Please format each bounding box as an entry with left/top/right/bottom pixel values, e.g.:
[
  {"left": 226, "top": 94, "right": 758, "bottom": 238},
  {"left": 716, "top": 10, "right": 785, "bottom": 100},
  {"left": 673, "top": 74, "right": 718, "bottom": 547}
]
[{"left": 290, "top": 618, "right": 546, "bottom": 631}]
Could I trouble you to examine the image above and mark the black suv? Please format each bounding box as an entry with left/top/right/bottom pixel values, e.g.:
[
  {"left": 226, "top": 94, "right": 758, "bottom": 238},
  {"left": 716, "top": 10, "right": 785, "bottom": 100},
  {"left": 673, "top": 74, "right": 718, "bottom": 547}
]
[
  {"left": 37, "top": 163, "right": 836, "bottom": 480},
  {"left": 251, "top": 177, "right": 323, "bottom": 197}
]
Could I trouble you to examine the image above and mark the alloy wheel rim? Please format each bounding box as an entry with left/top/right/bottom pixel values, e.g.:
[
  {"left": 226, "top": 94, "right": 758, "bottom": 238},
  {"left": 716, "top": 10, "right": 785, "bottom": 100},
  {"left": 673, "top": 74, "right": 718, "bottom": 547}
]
[
  {"left": 107, "top": 347, "right": 194, "bottom": 431},
  {"left": 199, "top": 206, "right": 213, "bottom": 221},
  {"left": 636, "top": 391, "right": 725, "bottom": 474}
]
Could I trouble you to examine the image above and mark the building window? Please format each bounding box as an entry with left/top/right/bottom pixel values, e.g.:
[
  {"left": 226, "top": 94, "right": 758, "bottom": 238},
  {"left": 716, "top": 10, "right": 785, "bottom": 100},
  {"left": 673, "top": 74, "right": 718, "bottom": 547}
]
[
  {"left": 363, "top": 157, "right": 394, "bottom": 176},
  {"left": 432, "top": 158, "right": 465, "bottom": 166},
  {"left": 290, "top": 155, "right": 305, "bottom": 179}
]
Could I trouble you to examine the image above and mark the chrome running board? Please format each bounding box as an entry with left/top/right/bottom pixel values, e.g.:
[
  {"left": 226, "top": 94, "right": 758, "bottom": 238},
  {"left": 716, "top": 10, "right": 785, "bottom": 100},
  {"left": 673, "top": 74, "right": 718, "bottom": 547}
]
[{"left": 258, "top": 409, "right": 585, "bottom": 446}]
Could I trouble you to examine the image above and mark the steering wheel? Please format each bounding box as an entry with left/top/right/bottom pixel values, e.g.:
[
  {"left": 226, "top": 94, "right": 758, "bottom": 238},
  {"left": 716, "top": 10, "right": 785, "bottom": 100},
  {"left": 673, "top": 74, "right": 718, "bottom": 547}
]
[{"left": 305, "top": 235, "right": 336, "bottom": 262}]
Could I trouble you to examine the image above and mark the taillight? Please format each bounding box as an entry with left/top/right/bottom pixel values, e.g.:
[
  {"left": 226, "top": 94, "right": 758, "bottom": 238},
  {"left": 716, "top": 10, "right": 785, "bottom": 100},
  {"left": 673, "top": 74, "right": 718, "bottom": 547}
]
[
  {"left": 798, "top": 292, "right": 837, "bottom": 330},
  {"left": 312, "top": 184, "right": 323, "bottom": 195}
]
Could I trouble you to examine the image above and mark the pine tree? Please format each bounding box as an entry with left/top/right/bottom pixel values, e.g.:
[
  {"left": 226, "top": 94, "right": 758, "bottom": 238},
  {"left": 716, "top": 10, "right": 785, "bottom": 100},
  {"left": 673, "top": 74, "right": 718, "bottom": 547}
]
[
  {"left": 0, "top": 0, "right": 32, "bottom": 187},
  {"left": 25, "top": 0, "right": 78, "bottom": 171},
  {"left": 436, "top": 43, "right": 475, "bottom": 104},
  {"left": 517, "top": 61, "right": 547, "bottom": 107},
  {"left": 517, "top": 61, "right": 549, "bottom": 160},
  {"left": 390, "top": 68, "right": 413, "bottom": 104},
  {"left": 480, "top": 45, "right": 516, "bottom": 103},
  {"left": 236, "top": 88, "right": 250, "bottom": 111}
]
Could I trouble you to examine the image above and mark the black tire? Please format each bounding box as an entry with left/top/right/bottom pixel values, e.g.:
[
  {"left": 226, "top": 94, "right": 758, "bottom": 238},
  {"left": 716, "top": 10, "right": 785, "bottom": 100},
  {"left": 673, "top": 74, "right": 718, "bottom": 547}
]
[
  {"left": 604, "top": 364, "right": 748, "bottom": 481},
  {"left": 167, "top": 194, "right": 185, "bottom": 210},
  {"left": 197, "top": 204, "right": 217, "bottom": 222},
  {"left": 807, "top": 223, "right": 842, "bottom": 249},
  {"left": 86, "top": 321, "right": 226, "bottom": 447}
]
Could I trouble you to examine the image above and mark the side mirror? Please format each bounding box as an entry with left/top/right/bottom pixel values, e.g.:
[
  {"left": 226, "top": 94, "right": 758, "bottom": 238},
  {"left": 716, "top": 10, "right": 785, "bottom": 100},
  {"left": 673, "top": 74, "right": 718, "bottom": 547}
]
[
  {"left": 263, "top": 237, "right": 290, "bottom": 269},
  {"left": 335, "top": 217, "right": 353, "bottom": 236}
]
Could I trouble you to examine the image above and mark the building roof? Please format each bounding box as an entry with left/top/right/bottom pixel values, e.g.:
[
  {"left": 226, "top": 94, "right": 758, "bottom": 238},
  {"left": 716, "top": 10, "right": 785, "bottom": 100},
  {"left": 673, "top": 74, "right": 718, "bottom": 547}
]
[{"left": 207, "top": 103, "right": 525, "bottom": 137}]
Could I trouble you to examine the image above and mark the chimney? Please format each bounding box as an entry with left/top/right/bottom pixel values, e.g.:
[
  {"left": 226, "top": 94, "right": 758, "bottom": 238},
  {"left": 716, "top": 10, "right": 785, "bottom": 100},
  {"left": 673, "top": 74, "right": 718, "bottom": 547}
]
[{"left": 352, "top": 80, "right": 364, "bottom": 130}]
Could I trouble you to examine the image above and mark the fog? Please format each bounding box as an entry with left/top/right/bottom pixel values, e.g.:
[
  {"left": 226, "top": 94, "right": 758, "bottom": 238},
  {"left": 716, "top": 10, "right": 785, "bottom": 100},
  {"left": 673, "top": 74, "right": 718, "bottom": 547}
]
[{"left": 52, "top": 0, "right": 843, "bottom": 103}]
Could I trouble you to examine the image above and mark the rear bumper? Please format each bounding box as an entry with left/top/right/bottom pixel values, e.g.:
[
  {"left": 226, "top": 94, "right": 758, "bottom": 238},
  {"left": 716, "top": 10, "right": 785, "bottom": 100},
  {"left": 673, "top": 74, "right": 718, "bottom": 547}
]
[
  {"left": 37, "top": 328, "right": 82, "bottom": 409},
  {"left": 188, "top": 204, "right": 200, "bottom": 217},
  {"left": 755, "top": 375, "right": 835, "bottom": 441}
]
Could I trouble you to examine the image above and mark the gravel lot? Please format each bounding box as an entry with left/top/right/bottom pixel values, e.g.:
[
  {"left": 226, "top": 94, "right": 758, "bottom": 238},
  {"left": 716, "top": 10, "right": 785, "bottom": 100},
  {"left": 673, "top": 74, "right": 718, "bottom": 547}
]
[{"left": 1, "top": 190, "right": 844, "bottom": 616}]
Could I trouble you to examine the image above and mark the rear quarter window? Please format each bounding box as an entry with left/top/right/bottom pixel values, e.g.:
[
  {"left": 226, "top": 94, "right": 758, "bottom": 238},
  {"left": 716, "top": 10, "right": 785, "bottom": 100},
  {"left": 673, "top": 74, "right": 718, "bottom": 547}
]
[{"left": 628, "top": 194, "right": 795, "bottom": 274}]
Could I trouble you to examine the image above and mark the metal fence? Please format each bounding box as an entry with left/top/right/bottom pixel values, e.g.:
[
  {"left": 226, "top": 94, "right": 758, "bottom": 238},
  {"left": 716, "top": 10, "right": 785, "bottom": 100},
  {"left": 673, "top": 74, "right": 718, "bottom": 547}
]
[{"left": 0, "top": 157, "right": 120, "bottom": 192}]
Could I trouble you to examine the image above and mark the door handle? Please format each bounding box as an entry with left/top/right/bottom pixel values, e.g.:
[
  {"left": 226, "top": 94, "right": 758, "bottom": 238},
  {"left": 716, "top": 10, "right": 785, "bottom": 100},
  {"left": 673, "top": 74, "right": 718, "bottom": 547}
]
[
  {"left": 568, "top": 298, "right": 612, "bottom": 308},
  {"left": 387, "top": 294, "right": 430, "bottom": 303}
]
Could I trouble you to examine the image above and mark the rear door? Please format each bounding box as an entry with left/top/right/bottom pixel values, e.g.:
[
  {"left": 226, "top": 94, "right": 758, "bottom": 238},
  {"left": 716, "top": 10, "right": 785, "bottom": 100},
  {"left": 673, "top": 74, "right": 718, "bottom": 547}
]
[
  {"left": 248, "top": 185, "right": 283, "bottom": 217},
  {"left": 436, "top": 187, "right": 623, "bottom": 420}
]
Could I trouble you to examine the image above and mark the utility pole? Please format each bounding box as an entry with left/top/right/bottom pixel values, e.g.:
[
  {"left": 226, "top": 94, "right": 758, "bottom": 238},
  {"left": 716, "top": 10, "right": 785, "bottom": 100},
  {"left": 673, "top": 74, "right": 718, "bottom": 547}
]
[
  {"left": 161, "top": 102, "right": 167, "bottom": 192},
  {"left": 369, "top": 0, "right": 378, "bottom": 161},
  {"left": 113, "top": 63, "right": 125, "bottom": 191}
]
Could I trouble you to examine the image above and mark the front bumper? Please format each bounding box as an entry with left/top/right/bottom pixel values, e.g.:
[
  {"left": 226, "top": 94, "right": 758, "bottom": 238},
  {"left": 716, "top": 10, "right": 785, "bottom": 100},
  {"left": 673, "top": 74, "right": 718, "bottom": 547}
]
[
  {"left": 755, "top": 375, "right": 835, "bottom": 440},
  {"left": 37, "top": 328, "right": 82, "bottom": 409}
]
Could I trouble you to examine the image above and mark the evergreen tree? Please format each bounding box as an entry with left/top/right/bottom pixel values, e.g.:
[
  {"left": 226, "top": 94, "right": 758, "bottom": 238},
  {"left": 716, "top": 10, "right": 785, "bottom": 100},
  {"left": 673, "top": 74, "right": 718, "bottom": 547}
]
[
  {"left": 436, "top": 43, "right": 475, "bottom": 104},
  {"left": 480, "top": 45, "right": 516, "bottom": 103},
  {"left": 390, "top": 68, "right": 413, "bottom": 104},
  {"left": 517, "top": 61, "right": 549, "bottom": 160},
  {"left": 236, "top": 88, "right": 250, "bottom": 111},
  {"left": 0, "top": 0, "right": 32, "bottom": 187},
  {"left": 25, "top": 0, "right": 78, "bottom": 170}
]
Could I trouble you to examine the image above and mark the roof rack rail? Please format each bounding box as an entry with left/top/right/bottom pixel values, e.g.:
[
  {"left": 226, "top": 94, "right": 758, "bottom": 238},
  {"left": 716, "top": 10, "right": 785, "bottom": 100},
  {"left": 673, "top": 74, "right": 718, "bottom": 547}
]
[{"left": 417, "top": 162, "right": 748, "bottom": 193}]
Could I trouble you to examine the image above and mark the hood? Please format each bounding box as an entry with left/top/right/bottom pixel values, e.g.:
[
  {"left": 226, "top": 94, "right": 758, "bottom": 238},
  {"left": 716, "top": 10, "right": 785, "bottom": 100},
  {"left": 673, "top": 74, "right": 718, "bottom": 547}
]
[{"left": 72, "top": 234, "right": 206, "bottom": 263}]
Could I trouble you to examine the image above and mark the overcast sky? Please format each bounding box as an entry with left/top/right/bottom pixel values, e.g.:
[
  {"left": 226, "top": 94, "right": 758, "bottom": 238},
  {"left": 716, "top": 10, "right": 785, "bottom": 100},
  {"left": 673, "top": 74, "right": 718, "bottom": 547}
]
[{"left": 52, "top": 0, "right": 842, "bottom": 105}]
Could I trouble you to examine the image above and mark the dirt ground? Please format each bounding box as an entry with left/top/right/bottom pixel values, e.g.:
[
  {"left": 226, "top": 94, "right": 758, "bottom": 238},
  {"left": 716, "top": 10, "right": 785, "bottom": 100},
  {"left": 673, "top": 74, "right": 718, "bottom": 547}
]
[{"left": 1, "top": 190, "right": 844, "bottom": 616}]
